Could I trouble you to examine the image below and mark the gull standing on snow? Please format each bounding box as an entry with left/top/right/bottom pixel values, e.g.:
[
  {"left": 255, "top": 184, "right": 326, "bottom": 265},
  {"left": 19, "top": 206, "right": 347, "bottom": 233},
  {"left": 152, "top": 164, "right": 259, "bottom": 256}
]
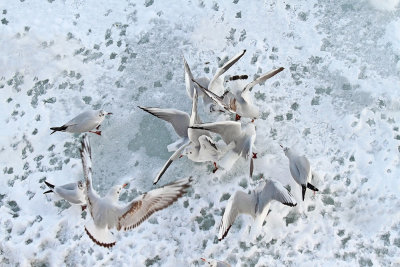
[
  {"left": 201, "top": 257, "right": 231, "bottom": 267},
  {"left": 79, "top": 135, "right": 192, "bottom": 247},
  {"left": 50, "top": 110, "right": 112, "bottom": 136},
  {"left": 184, "top": 50, "right": 246, "bottom": 112},
  {"left": 43, "top": 180, "right": 86, "bottom": 209},
  {"left": 139, "top": 90, "right": 221, "bottom": 185},
  {"left": 193, "top": 67, "right": 284, "bottom": 120},
  {"left": 190, "top": 121, "right": 256, "bottom": 177},
  {"left": 281, "top": 146, "right": 319, "bottom": 201},
  {"left": 218, "top": 179, "right": 297, "bottom": 241}
]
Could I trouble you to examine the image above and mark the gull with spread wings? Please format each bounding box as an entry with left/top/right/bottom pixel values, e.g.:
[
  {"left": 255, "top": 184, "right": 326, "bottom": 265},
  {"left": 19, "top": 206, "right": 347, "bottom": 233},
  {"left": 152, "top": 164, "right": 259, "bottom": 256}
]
[
  {"left": 193, "top": 67, "right": 284, "bottom": 120},
  {"left": 80, "top": 135, "right": 192, "bottom": 248},
  {"left": 218, "top": 179, "right": 297, "bottom": 241},
  {"left": 183, "top": 50, "right": 246, "bottom": 113}
]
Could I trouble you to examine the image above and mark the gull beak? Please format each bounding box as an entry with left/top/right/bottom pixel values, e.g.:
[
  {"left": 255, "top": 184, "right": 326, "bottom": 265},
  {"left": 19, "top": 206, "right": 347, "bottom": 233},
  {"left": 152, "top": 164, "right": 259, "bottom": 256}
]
[
  {"left": 200, "top": 258, "right": 207, "bottom": 262},
  {"left": 122, "top": 183, "right": 128, "bottom": 188},
  {"left": 107, "top": 112, "right": 113, "bottom": 115},
  {"left": 279, "top": 144, "right": 283, "bottom": 149}
]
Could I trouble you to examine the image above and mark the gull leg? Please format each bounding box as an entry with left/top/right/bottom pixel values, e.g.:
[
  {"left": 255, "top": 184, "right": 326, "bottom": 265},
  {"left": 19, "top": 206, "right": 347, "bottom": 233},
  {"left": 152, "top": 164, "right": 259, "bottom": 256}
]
[
  {"left": 89, "top": 131, "right": 102, "bottom": 136},
  {"left": 235, "top": 114, "right": 241, "bottom": 121},
  {"left": 212, "top": 162, "right": 218, "bottom": 173}
]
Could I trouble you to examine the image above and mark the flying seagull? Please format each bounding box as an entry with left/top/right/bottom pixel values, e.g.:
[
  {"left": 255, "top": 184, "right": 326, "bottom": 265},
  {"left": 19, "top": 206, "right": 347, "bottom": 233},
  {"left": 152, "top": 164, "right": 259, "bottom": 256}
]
[
  {"left": 281, "top": 146, "right": 319, "bottom": 201},
  {"left": 43, "top": 180, "right": 86, "bottom": 210},
  {"left": 80, "top": 135, "right": 192, "bottom": 247},
  {"left": 50, "top": 110, "right": 112, "bottom": 135},
  {"left": 193, "top": 67, "right": 284, "bottom": 120},
  {"left": 184, "top": 50, "right": 246, "bottom": 112},
  {"left": 218, "top": 179, "right": 297, "bottom": 240}
]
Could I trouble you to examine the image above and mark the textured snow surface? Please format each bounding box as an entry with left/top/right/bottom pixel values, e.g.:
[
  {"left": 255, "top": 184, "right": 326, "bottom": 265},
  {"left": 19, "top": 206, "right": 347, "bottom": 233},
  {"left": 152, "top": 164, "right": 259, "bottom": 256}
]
[{"left": 1, "top": 0, "right": 400, "bottom": 266}]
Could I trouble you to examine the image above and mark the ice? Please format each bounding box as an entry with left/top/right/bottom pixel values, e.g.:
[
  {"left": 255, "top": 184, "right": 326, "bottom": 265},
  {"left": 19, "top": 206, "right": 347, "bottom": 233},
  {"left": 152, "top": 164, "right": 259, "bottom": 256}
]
[{"left": 1, "top": 0, "right": 400, "bottom": 266}]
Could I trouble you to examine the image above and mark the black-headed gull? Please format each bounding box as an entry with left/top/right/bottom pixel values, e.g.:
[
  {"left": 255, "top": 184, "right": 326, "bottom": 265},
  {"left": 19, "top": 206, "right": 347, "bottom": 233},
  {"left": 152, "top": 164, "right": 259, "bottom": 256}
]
[
  {"left": 43, "top": 180, "right": 86, "bottom": 209},
  {"left": 218, "top": 179, "right": 297, "bottom": 241},
  {"left": 201, "top": 257, "right": 231, "bottom": 267},
  {"left": 79, "top": 135, "right": 192, "bottom": 247},
  {"left": 50, "top": 110, "right": 112, "bottom": 136},
  {"left": 184, "top": 50, "right": 246, "bottom": 112},
  {"left": 281, "top": 146, "right": 319, "bottom": 201},
  {"left": 193, "top": 67, "right": 284, "bottom": 120},
  {"left": 140, "top": 90, "right": 222, "bottom": 185},
  {"left": 191, "top": 121, "right": 256, "bottom": 177}
]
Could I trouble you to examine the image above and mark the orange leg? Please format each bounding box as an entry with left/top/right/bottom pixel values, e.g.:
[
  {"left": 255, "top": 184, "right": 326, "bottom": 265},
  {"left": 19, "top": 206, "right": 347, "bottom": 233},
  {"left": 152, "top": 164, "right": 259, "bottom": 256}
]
[{"left": 212, "top": 162, "right": 218, "bottom": 173}]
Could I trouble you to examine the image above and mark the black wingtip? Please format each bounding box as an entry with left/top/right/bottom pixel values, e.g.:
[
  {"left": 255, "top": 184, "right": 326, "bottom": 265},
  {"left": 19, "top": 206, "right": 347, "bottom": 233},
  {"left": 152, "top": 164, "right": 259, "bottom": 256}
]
[
  {"left": 44, "top": 181, "right": 55, "bottom": 189},
  {"left": 307, "top": 183, "right": 319, "bottom": 192},
  {"left": 43, "top": 190, "right": 53, "bottom": 194},
  {"left": 302, "top": 185, "right": 306, "bottom": 201}
]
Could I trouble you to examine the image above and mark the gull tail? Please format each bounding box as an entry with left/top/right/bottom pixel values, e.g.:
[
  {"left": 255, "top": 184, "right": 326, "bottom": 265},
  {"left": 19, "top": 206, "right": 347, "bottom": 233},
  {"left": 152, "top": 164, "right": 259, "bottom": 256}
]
[
  {"left": 50, "top": 125, "right": 68, "bottom": 135},
  {"left": 85, "top": 220, "right": 116, "bottom": 248}
]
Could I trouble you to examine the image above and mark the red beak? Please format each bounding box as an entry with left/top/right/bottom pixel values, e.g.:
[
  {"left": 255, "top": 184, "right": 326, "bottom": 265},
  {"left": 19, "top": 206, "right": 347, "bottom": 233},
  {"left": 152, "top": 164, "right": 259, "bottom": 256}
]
[
  {"left": 107, "top": 112, "right": 113, "bottom": 115},
  {"left": 122, "top": 183, "right": 128, "bottom": 188},
  {"left": 200, "top": 258, "right": 206, "bottom": 262}
]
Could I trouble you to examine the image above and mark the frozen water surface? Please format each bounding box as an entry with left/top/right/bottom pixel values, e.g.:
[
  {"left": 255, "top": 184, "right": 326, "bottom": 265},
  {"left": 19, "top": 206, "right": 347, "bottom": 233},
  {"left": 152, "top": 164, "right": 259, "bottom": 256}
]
[{"left": 1, "top": 0, "right": 400, "bottom": 266}]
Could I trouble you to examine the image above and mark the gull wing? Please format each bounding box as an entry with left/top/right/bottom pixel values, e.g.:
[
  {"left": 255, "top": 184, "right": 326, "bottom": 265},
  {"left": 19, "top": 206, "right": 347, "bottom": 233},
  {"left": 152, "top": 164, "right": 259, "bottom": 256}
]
[
  {"left": 209, "top": 50, "right": 246, "bottom": 92},
  {"left": 242, "top": 67, "right": 284, "bottom": 94},
  {"left": 256, "top": 180, "right": 297, "bottom": 214},
  {"left": 191, "top": 121, "right": 242, "bottom": 146},
  {"left": 183, "top": 56, "right": 195, "bottom": 99},
  {"left": 138, "top": 106, "right": 190, "bottom": 139},
  {"left": 117, "top": 177, "right": 192, "bottom": 231},
  {"left": 153, "top": 140, "right": 191, "bottom": 185},
  {"left": 218, "top": 190, "right": 254, "bottom": 240}
]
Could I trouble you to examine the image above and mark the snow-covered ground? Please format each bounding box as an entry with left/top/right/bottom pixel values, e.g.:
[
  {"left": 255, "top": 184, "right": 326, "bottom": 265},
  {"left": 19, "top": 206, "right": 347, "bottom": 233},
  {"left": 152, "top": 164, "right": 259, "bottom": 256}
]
[{"left": 1, "top": 0, "right": 399, "bottom": 266}]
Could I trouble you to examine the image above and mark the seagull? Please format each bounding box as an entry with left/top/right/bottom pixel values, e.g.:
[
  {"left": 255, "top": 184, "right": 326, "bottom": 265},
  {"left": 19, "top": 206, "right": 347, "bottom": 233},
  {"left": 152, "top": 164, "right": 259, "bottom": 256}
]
[
  {"left": 43, "top": 180, "right": 86, "bottom": 210},
  {"left": 193, "top": 67, "right": 284, "bottom": 120},
  {"left": 139, "top": 89, "right": 221, "bottom": 185},
  {"left": 190, "top": 121, "right": 256, "bottom": 177},
  {"left": 201, "top": 257, "right": 231, "bottom": 267},
  {"left": 79, "top": 135, "right": 192, "bottom": 248},
  {"left": 50, "top": 110, "right": 112, "bottom": 136},
  {"left": 281, "top": 146, "right": 319, "bottom": 201},
  {"left": 183, "top": 50, "right": 246, "bottom": 112},
  {"left": 218, "top": 179, "right": 297, "bottom": 241}
]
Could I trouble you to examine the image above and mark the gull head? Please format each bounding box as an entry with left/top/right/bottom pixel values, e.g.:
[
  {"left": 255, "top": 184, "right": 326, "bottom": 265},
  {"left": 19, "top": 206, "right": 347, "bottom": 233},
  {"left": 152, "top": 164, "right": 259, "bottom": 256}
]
[
  {"left": 280, "top": 144, "right": 290, "bottom": 156},
  {"left": 107, "top": 183, "right": 128, "bottom": 200},
  {"left": 99, "top": 110, "right": 113, "bottom": 117},
  {"left": 77, "top": 180, "right": 85, "bottom": 191},
  {"left": 200, "top": 258, "right": 220, "bottom": 267}
]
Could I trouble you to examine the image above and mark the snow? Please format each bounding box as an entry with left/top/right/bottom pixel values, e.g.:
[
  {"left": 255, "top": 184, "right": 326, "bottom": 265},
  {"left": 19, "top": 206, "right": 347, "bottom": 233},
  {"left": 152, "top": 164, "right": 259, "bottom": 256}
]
[{"left": 0, "top": 0, "right": 399, "bottom": 266}]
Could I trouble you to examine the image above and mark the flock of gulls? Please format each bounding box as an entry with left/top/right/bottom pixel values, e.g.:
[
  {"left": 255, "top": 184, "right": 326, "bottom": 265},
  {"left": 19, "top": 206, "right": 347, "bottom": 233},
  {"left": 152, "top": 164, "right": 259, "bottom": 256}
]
[{"left": 44, "top": 50, "right": 319, "bottom": 265}]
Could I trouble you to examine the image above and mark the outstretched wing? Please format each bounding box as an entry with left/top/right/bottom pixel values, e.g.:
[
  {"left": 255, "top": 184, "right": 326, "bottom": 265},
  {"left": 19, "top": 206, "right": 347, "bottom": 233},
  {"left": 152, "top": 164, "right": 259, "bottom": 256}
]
[
  {"left": 192, "top": 79, "right": 236, "bottom": 114},
  {"left": 80, "top": 135, "right": 100, "bottom": 218},
  {"left": 138, "top": 106, "right": 190, "bottom": 138},
  {"left": 218, "top": 190, "right": 254, "bottom": 241},
  {"left": 242, "top": 67, "right": 284, "bottom": 94},
  {"left": 183, "top": 56, "right": 195, "bottom": 99},
  {"left": 117, "top": 177, "right": 192, "bottom": 231},
  {"left": 153, "top": 140, "right": 191, "bottom": 185},
  {"left": 191, "top": 121, "right": 242, "bottom": 146},
  {"left": 256, "top": 180, "right": 297, "bottom": 214},
  {"left": 209, "top": 50, "right": 246, "bottom": 92}
]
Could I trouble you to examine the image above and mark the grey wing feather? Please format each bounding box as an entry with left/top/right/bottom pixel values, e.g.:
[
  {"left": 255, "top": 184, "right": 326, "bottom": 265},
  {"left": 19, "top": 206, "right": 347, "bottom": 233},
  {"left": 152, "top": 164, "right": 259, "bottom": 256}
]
[
  {"left": 117, "top": 177, "right": 192, "bottom": 231},
  {"left": 183, "top": 56, "right": 195, "bottom": 99},
  {"left": 242, "top": 67, "right": 284, "bottom": 93},
  {"left": 218, "top": 190, "right": 254, "bottom": 240},
  {"left": 209, "top": 50, "right": 246, "bottom": 92},
  {"left": 256, "top": 180, "right": 297, "bottom": 214},
  {"left": 138, "top": 106, "right": 190, "bottom": 138},
  {"left": 191, "top": 121, "right": 242, "bottom": 145},
  {"left": 153, "top": 140, "right": 191, "bottom": 184},
  {"left": 192, "top": 79, "right": 235, "bottom": 113}
]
